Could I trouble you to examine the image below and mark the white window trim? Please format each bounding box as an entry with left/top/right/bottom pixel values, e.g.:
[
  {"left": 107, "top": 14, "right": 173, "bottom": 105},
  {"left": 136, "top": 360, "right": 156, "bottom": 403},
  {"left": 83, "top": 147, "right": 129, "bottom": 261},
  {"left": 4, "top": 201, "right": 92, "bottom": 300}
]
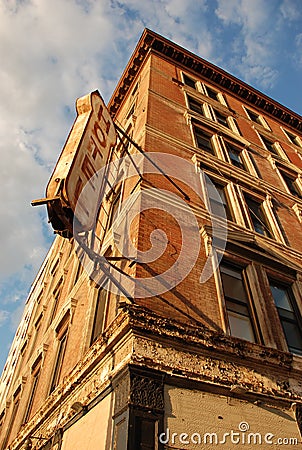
[
  {"left": 292, "top": 203, "right": 302, "bottom": 223},
  {"left": 275, "top": 166, "right": 302, "bottom": 199},
  {"left": 256, "top": 130, "right": 289, "bottom": 160},
  {"left": 242, "top": 105, "right": 271, "bottom": 131},
  {"left": 281, "top": 127, "right": 302, "bottom": 148},
  {"left": 185, "top": 93, "right": 207, "bottom": 117},
  {"left": 213, "top": 256, "right": 260, "bottom": 342},
  {"left": 221, "top": 138, "right": 259, "bottom": 177},
  {"left": 200, "top": 172, "right": 233, "bottom": 221},
  {"left": 201, "top": 83, "right": 228, "bottom": 107},
  {"left": 238, "top": 189, "right": 286, "bottom": 244}
]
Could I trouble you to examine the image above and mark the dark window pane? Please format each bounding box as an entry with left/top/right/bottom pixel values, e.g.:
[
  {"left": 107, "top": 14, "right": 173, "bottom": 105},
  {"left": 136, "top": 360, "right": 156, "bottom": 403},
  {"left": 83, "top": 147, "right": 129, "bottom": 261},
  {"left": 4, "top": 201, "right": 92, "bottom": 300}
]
[
  {"left": 206, "top": 179, "right": 233, "bottom": 220},
  {"left": 134, "top": 417, "right": 155, "bottom": 450},
  {"left": 270, "top": 284, "right": 293, "bottom": 311},
  {"left": 270, "top": 282, "right": 302, "bottom": 355},
  {"left": 221, "top": 268, "right": 247, "bottom": 303},
  {"left": 187, "top": 96, "right": 204, "bottom": 114},
  {"left": 23, "top": 370, "right": 40, "bottom": 423},
  {"left": 183, "top": 74, "right": 196, "bottom": 89},
  {"left": 260, "top": 135, "right": 277, "bottom": 154},
  {"left": 108, "top": 191, "right": 121, "bottom": 229},
  {"left": 282, "top": 322, "right": 302, "bottom": 354},
  {"left": 214, "top": 110, "right": 229, "bottom": 127},
  {"left": 225, "top": 142, "right": 245, "bottom": 170},
  {"left": 194, "top": 127, "right": 214, "bottom": 154},
  {"left": 91, "top": 286, "right": 108, "bottom": 344},
  {"left": 50, "top": 333, "right": 68, "bottom": 393},
  {"left": 281, "top": 172, "right": 301, "bottom": 198},
  {"left": 206, "top": 86, "right": 219, "bottom": 101},
  {"left": 247, "top": 108, "right": 262, "bottom": 124},
  {"left": 284, "top": 129, "right": 300, "bottom": 146},
  {"left": 220, "top": 264, "right": 256, "bottom": 343},
  {"left": 245, "top": 197, "right": 271, "bottom": 237}
]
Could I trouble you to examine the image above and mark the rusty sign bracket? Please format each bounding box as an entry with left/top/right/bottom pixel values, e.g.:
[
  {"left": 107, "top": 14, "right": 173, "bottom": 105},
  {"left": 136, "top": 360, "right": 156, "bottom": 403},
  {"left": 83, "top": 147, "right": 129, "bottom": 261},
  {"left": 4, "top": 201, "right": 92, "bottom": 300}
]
[{"left": 31, "top": 196, "right": 62, "bottom": 207}]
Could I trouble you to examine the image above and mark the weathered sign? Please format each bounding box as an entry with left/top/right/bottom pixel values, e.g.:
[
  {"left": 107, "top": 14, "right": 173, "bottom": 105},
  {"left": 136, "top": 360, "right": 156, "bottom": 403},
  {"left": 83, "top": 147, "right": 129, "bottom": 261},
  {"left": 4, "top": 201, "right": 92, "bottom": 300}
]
[{"left": 39, "top": 90, "right": 116, "bottom": 236}]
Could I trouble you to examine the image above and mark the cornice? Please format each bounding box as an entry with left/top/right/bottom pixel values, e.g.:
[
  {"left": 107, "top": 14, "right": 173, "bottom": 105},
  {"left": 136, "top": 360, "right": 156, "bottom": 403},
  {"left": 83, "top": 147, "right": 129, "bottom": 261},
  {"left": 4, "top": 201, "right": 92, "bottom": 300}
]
[{"left": 108, "top": 29, "right": 302, "bottom": 133}]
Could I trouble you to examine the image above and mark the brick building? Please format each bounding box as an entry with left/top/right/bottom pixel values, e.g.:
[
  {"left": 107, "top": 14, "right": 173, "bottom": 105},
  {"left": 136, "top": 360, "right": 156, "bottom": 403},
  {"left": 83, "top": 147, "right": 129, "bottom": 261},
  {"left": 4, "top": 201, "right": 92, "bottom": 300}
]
[{"left": 1, "top": 29, "right": 302, "bottom": 449}]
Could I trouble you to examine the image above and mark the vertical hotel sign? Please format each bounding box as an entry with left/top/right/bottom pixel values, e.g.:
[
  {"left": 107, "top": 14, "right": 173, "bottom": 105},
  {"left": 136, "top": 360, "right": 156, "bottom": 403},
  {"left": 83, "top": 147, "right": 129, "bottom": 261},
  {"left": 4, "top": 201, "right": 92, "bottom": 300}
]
[{"left": 44, "top": 90, "right": 116, "bottom": 235}]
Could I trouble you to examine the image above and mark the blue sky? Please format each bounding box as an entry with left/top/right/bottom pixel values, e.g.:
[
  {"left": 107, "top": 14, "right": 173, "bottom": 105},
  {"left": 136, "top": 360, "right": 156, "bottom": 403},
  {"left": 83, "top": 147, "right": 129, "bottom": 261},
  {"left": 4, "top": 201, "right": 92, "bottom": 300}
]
[{"left": 0, "top": 0, "right": 302, "bottom": 373}]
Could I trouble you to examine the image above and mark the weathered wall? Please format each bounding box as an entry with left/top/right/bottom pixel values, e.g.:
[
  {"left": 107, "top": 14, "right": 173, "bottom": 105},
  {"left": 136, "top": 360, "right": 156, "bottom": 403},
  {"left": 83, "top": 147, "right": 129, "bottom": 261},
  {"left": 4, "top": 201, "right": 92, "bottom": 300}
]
[{"left": 164, "top": 386, "right": 300, "bottom": 448}]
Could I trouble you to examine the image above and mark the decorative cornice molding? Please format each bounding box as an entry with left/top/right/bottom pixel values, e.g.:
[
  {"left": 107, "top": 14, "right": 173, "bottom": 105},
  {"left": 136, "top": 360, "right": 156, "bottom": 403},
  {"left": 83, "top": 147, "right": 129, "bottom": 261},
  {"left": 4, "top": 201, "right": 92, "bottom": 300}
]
[{"left": 108, "top": 29, "right": 302, "bottom": 133}]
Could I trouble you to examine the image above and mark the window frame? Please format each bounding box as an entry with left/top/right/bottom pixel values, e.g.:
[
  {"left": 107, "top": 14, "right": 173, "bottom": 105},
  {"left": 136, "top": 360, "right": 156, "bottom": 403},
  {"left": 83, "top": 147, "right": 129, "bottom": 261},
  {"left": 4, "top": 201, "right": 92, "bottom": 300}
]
[
  {"left": 192, "top": 125, "right": 216, "bottom": 155},
  {"left": 282, "top": 128, "right": 302, "bottom": 148},
  {"left": 244, "top": 106, "right": 270, "bottom": 130},
  {"left": 23, "top": 357, "right": 42, "bottom": 424},
  {"left": 219, "top": 261, "right": 261, "bottom": 343},
  {"left": 223, "top": 140, "right": 246, "bottom": 171},
  {"left": 90, "top": 281, "right": 110, "bottom": 345},
  {"left": 259, "top": 133, "right": 279, "bottom": 155},
  {"left": 204, "top": 175, "right": 234, "bottom": 221},
  {"left": 243, "top": 194, "right": 273, "bottom": 238},
  {"left": 222, "top": 139, "right": 260, "bottom": 177},
  {"left": 182, "top": 73, "right": 197, "bottom": 89},
  {"left": 107, "top": 188, "right": 122, "bottom": 231},
  {"left": 186, "top": 94, "right": 205, "bottom": 116},
  {"left": 269, "top": 279, "right": 302, "bottom": 355},
  {"left": 1, "top": 386, "right": 22, "bottom": 449},
  {"left": 258, "top": 132, "right": 288, "bottom": 160},
  {"left": 49, "top": 327, "right": 68, "bottom": 394},
  {"left": 278, "top": 168, "right": 302, "bottom": 199}
]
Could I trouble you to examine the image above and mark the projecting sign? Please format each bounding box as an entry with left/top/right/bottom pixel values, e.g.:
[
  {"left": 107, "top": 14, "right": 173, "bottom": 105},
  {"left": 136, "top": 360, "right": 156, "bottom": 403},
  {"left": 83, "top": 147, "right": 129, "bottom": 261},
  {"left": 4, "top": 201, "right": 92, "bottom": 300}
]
[{"left": 43, "top": 90, "right": 116, "bottom": 236}]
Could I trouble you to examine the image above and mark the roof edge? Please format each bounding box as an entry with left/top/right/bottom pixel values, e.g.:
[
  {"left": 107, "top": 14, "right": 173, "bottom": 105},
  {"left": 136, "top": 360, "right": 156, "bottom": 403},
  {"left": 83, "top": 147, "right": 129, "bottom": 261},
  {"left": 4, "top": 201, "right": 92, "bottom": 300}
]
[{"left": 108, "top": 29, "right": 302, "bottom": 133}]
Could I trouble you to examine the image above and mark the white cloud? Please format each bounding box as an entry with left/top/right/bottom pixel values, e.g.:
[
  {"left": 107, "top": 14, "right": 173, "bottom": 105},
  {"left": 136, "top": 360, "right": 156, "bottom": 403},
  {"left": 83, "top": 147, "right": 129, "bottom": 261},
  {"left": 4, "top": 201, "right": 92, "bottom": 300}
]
[
  {"left": 0, "top": 311, "right": 9, "bottom": 328},
  {"left": 295, "top": 33, "right": 302, "bottom": 66},
  {"left": 280, "top": 0, "right": 301, "bottom": 21},
  {"left": 215, "top": 0, "right": 284, "bottom": 88}
]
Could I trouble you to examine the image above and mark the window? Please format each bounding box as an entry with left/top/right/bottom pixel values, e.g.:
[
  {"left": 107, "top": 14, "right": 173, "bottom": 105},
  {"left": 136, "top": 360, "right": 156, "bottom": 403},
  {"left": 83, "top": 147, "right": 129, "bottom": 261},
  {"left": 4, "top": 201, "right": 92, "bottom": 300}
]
[
  {"left": 244, "top": 195, "right": 272, "bottom": 238},
  {"left": 50, "top": 329, "right": 68, "bottom": 393},
  {"left": 134, "top": 416, "right": 156, "bottom": 450},
  {"left": 204, "top": 85, "right": 220, "bottom": 101},
  {"left": 283, "top": 129, "right": 302, "bottom": 147},
  {"left": 187, "top": 95, "right": 204, "bottom": 115},
  {"left": 225, "top": 142, "right": 246, "bottom": 170},
  {"left": 23, "top": 359, "right": 41, "bottom": 423},
  {"left": 1, "top": 387, "right": 21, "bottom": 449},
  {"left": 108, "top": 189, "right": 122, "bottom": 230},
  {"left": 213, "top": 109, "right": 229, "bottom": 128},
  {"left": 246, "top": 108, "right": 263, "bottom": 125},
  {"left": 50, "top": 277, "right": 63, "bottom": 323},
  {"left": 28, "top": 313, "right": 43, "bottom": 358},
  {"left": 50, "top": 258, "right": 60, "bottom": 276},
  {"left": 91, "top": 283, "right": 109, "bottom": 344},
  {"left": 126, "top": 103, "right": 135, "bottom": 120},
  {"left": 245, "top": 107, "right": 269, "bottom": 129},
  {"left": 259, "top": 134, "right": 278, "bottom": 155},
  {"left": 193, "top": 126, "right": 215, "bottom": 155},
  {"left": 220, "top": 263, "right": 256, "bottom": 342},
  {"left": 269, "top": 282, "right": 302, "bottom": 355},
  {"left": 279, "top": 170, "right": 302, "bottom": 198},
  {"left": 183, "top": 74, "right": 197, "bottom": 89},
  {"left": 206, "top": 177, "right": 233, "bottom": 221}
]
